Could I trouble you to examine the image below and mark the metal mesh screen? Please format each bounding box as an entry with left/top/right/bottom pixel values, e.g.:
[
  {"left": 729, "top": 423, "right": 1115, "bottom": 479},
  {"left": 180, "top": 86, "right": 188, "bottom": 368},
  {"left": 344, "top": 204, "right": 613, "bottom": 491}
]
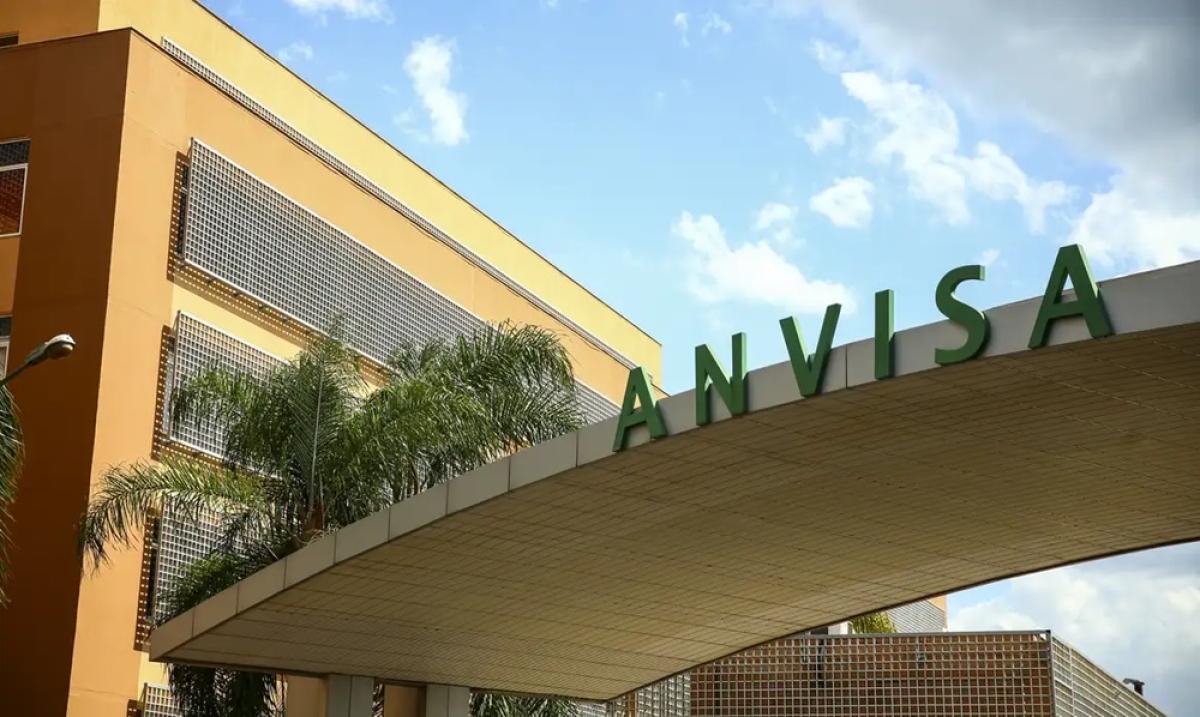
[
  {"left": 177, "top": 141, "right": 616, "bottom": 424},
  {"left": 886, "top": 599, "right": 947, "bottom": 633},
  {"left": 168, "top": 313, "right": 281, "bottom": 457},
  {"left": 1051, "top": 637, "right": 1167, "bottom": 717},
  {"left": 160, "top": 38, "right": 637, "bottom": 375},
  {"left": 141, "top": 684, "right": 178, "bottom": 717},
  {"left": 605, "top": 632, "right": 1059, "bottom": 717},
  {"left": 181, "top": 140, "right": 469, "bottom": 360},
  {"left": 151, "top": 501, "right": 230, "bottom": 626},
  {"left": 0, "top": 139, "right": 29, "bottom": 166},
  {"left": 0, "top": 167, "right": 27, "bottom": 237}
]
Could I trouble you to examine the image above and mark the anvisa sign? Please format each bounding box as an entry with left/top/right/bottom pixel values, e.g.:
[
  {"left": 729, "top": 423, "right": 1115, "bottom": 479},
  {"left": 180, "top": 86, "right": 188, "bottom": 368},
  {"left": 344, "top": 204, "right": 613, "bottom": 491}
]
[{"left": 613, "top": 243, "right": 1114, "bottom": 452}]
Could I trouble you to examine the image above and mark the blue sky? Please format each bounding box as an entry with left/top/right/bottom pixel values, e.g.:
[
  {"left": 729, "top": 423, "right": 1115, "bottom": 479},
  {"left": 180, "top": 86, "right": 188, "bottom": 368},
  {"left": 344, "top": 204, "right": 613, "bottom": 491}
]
[{"left": 211, "top": 0, "right": 1199, "bottom": 711}]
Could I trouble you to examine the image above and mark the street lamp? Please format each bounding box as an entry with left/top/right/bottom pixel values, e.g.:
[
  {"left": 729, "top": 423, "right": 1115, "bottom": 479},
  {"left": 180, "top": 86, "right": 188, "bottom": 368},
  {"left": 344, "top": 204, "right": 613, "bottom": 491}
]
[{"left": 0, "top": 334, "right": 76, "bottom": 388}]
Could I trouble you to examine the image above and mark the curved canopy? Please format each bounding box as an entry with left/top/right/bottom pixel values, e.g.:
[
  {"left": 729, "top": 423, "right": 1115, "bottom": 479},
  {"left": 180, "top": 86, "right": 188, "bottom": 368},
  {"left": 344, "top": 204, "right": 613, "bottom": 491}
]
[{"left": 150, "top": 258, "right": 1200, "bottom": 701}]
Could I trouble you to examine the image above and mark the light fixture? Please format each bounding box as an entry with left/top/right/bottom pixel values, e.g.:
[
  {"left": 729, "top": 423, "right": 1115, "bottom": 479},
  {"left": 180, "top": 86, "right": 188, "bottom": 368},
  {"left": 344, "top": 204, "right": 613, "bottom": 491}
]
[{"left": 0, "top": 333, "right": 76, "bottom": 388}]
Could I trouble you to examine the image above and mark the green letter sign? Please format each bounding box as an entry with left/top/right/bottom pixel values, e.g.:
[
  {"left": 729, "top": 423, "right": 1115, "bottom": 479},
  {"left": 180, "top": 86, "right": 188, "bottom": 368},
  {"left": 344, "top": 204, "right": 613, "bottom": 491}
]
[
  {"left": 874, "top": 289, "right": 895, "bottom": 380},
  {"left": 780, "top": 304, "right": 841, "bottom": 397},
  {"left": 612, "top": 367, "right": 667, "bottom": 452},
  {"left": 935, "top": 264, "right": 990, "bottom": 365},
  {"left": 1029, "top": 244, "right": 1113, "bottom": 349},
  {"left": 695, "top": 332, "right": 748, "bottom": 426}
]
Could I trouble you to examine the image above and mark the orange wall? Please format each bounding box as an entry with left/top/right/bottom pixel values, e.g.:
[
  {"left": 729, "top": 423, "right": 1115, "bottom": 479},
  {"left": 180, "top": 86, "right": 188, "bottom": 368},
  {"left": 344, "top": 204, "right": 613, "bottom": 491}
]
[
  {"left": 1, "top": 28, "right": 641, "bottom": 717},
  {"left": 0, "top": 30, "right": 135, "bottom": 717},
  {"left": 0, "top": 239, "right": 18, "bottom": 313}
]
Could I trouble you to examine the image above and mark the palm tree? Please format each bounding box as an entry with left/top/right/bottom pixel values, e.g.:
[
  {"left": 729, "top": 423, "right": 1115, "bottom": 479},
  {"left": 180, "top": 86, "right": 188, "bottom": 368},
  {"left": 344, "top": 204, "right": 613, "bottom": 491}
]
[
  {"left": 80, "top": 322, "right": 585, "bottom": 717},
  {"left": 848, "top": 611, "right": 896, "bottom": 634},
  {"left": 0, "top": 386, "right": 23, "bottom": 605}
]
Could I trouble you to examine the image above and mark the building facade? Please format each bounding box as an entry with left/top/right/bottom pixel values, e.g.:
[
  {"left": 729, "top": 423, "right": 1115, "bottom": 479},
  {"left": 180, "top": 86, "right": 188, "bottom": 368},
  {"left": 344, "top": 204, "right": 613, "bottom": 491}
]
[
  {"left": 0, "top": 2, "right": 944, "bottom": 716},
  {"left": 594, "top": 632, "right": 1167, "bottom": 717}
]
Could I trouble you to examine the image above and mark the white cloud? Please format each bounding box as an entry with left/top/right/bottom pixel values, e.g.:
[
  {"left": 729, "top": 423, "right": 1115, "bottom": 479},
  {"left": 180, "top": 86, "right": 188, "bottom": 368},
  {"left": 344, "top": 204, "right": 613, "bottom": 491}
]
[
  {"left": 402, "top": 37, "right": 469, "bottom": 147},
  {"left": 769, "top": 0, "right": 1200, "bottom": 270},
  {"left": 701, "top": 12, "right": 733, "bottom": 36},
  {"left": 674, "top": 11, "right": 730, "bottom": 47},
  {"left": 810, "top": 39, "right": 855, "bottom": 73},
  {"left": 673, "top": 12, "right": 690, "bottom": 46},
  {"left": 754, "top": 202, "right": 800, "bottom": 245},
  {"left": 979, "top": 248, "right": 1000, "bottom": 267},
  {"left": 284, "top": 0, "right": 390, "bottom": 22},
  {"left": 951, "top": 543, "right": 1200, "bottom": 716},
  {"left": 1067, "top": 175, "right": 1200, "bottom": 273},
  {"left": 673, "top": 211, "right": 855, "bottom": 315},
  {"left": 277, "top": 41, "right": 314, "bottom": 63},
  {"left": 809, "top": 176, "right": 875, "bottom": 228},
  {"left": 754, "top": 202, "right": 798, "bottom": 232},
  {"left": 841, "top": 71, "right": 1069, "bottom": 232},
  {"left": 801, "top": 116, "right": 848, "bottom": 153}
]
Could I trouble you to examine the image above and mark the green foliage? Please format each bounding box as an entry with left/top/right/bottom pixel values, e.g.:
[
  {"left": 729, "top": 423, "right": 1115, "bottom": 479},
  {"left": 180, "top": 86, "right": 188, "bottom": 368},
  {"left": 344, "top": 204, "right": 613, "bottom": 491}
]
[
  {"left": 471, "top": 692, "right": 579, "bottom": 717},
  {"left": 848, "top": 611, "right": 897, "bottom": 634},
  {"left": 79, "top": 322, "right": 583, "bottom": 717},
  {"left": 0, "top": 386, "right": 22, "bottom": 604}
]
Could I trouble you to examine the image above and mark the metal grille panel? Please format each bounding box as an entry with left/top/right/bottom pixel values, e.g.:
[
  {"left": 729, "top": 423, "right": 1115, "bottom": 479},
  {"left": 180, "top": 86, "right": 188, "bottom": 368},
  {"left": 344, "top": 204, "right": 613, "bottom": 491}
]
[
  {"left": 177, "top": 142, "right": 616, "bottom": 424},
  {"left": 0, "top": 139, "right": 29, "bottom": 166},
  {"left": 151, "top": 501, "right": 228, "bottom": 626},
  {"left": 0, "top": 167, "right": 27, "bottom": 236},
  {"left": 627, "top": 632, "right": 1057, "bottom": 717},
  {"left": 169, "top": 314, "right": 281, "bottom": 457},
  {"left": 160, "top": 38, "right": 638, "bottom": 374},
  {"left": 142, "top": 684, "right": 178, "bottom": 717},
  {"left": 1051, "top": 637, "right": 1167, "bottom": 717},
  {"left": 886, "top": 598, "right": 947, "bottom": 633}
]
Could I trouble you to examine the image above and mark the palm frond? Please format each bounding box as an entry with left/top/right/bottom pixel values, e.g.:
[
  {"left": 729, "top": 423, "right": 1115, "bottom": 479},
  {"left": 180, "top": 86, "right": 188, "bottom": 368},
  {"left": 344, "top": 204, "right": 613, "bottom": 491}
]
[
  {"left": 471, "top": 693, "right": 579, "bottom": 717},
  {"left": 160, "top": 546, "right": 290, "bottom": 717},
  {"left": 0, "top": 387, "right": 22, "bottom": 603},
  {"left": 79, "top": 456, "right": 270, "bottom": 573}
]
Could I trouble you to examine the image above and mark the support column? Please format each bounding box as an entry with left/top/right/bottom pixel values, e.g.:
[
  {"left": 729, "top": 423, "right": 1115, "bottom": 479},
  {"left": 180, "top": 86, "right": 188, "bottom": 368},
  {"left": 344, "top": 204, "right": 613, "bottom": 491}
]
[
  {"left": 325, "top": 675, "right": 375, "bottom": 717},
  {"left": 424, "top": 685, "right": 471, "bottom": 717}
]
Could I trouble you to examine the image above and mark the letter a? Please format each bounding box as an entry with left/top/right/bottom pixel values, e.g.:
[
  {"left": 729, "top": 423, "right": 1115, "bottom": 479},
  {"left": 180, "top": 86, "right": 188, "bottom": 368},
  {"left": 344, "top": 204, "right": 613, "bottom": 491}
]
[
  {"left": 1029, "top": 244, "right": 1113, "bottom": 349},
  {"left": 612, "top": 367, "right": 667, "bottom": 452}
]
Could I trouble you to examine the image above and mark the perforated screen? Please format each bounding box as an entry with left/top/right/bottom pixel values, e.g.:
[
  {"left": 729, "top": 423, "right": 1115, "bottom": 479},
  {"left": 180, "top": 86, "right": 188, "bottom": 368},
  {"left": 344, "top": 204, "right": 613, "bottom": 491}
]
[
  {"left": 168, "top": 314, "right": 281, "bottom": 457},
  {"left": 177, "top": 142, "right": 617, "bottom": 424}
]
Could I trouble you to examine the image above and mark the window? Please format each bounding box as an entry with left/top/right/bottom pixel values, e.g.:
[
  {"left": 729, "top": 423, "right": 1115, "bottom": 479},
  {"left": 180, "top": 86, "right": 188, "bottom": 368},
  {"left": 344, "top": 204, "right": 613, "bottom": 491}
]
[
  {"left": 0, "top": 34, "right": 17, "bottom": 48},
  {"left": 0, "top": 140, "right": 30, "bottom": 238},
  {"left": 0, "top": 315, "right": 10, "bottom": 375}
]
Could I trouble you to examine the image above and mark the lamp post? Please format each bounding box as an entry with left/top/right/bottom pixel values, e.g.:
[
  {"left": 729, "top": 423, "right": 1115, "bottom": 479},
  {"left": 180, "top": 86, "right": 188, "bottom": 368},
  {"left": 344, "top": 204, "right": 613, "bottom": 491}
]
[{"left": 0, "top": 334, "right": 76, "bottom": 388}]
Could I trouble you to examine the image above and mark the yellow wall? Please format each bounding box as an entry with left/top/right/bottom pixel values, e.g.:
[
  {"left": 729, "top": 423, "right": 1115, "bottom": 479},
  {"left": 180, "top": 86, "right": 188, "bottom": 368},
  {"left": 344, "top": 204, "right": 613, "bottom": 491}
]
[
  {"left": 0, "top": 0, "right": 100, "bottom": 45},
  {"left": 96, "top": 0, "right": 662, "bottom": 383},
  {"left": 143, "top": 48, "right": 632, "bottom": 400}
]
